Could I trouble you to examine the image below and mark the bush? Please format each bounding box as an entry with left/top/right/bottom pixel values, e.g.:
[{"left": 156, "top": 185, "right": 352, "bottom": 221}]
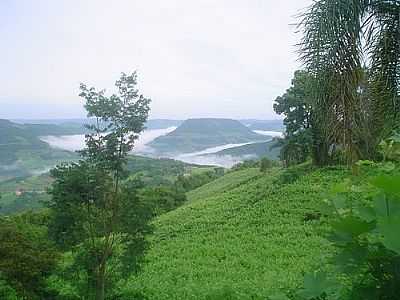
[
  {"left": 260, "top": 157, "right": 279, "bottom": 172},
  {"left": 231, "top": 160, "right": 259, "bottom": 171}
]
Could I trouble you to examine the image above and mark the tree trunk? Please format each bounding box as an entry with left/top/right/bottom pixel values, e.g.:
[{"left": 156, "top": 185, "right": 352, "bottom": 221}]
[{"left": 95, "top": 263, "right": 106, "bottom": 300}]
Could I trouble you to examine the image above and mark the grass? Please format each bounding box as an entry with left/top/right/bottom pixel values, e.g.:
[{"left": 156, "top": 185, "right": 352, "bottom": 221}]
[
  {"left": 123, "top": 166, "right": 355, "bottom": 299},
  {"left": 186, "top": 168, "right": 261, "bottom": 202}
]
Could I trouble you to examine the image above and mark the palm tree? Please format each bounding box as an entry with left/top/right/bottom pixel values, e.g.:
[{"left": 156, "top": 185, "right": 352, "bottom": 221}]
[{"left": 298, "top": 0, "right": 400, "bottom": 164}]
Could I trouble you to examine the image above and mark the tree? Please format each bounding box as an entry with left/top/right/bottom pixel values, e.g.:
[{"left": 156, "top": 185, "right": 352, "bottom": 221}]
[
  {"left": 0, "top": 212, "right": 58, "bottom": 300},
  {"left": 298, "top": 0, "right": 400, "bottom": 165},
  {"left": 48, "top": 72, "right": 152, "bottom": 300},
  {"left": 273, "top": 70, "right": 314, "bottom": 166}
]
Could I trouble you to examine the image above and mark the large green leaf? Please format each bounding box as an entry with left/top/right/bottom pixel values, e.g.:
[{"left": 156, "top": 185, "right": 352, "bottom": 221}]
[
  {"left": 373, "top": 192, "right": 400, "bottom": 217},
  {"left": 331, "top": 216, "right": 375, "bottom": 239},
  {"left": 298, "top": 271, "right": 332, "bottom": 299},
  {"left": 334, "top": 243, "right": 368, "bottom": 274},
  {"left": 377, "top": 215, "right": 400, "bottom": 254},
  {"left": 371, "top": 175, "right": 400, "bottom": 196}
]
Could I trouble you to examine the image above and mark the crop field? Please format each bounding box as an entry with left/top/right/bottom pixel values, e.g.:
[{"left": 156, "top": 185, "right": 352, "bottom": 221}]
[
  {"left": 124, "top": 166, "right": 354, "bottom": 299},
  {"left": 186, "top": 168, "right": 262, "bottom": 202}
]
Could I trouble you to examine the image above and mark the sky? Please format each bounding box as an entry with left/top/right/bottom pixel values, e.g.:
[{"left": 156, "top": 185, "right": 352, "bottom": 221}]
[{"left": 0, "top": 0, "right": 311, "bottom": 120}]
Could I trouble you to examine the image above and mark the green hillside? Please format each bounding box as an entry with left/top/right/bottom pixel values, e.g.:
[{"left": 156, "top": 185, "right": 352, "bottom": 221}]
[
  {"left": 149, "top": 118, "right": 268, "bottom": 154},
  {"left": 211, "top": 139, "right": 280, "bottom": 160},
  {"left": 186, "top": 168, "right": 262, "bottom": 202},
  {"left": 0, "top": 155, "right": 212, "bottom": 215},
  {"left": 123, "top": 165, "right": 355, "bottom": 299},
  {"left": 0, "top": 119, "right": 78, "bottom": 180}
]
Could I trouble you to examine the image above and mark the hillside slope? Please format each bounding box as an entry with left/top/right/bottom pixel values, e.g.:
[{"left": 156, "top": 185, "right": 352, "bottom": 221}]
[
  {"left": 148, "top": 118, "right": 268, "bottom": 154},
  {"left": 124, "top": 166, "right": 352, "bottom": 299},
  {"left": 0, "top": 120, "right": 77, "bottom": 180}
]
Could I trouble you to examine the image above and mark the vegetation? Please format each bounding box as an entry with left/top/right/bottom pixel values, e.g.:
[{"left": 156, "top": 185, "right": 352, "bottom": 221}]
[
  {"left": 48, "top": 72, "right": 152, "bottom": 300},
  {"left": 0, "top": 119, "right": 77, "bottom": 180},
  {"left": 296, "top": 0, "right": 400, "bottom": 165},
  {"left": 0, "top": 156, "right": 211, "bottom": 215},
  {"left": 2, "top": 1, "right": 399, "bottom": 299},
  {"left": 0, "top": 211, "right": 59, "bottom": 300},
  {"left": 273, "top": 71, "right": 313, "bottom": 166}
]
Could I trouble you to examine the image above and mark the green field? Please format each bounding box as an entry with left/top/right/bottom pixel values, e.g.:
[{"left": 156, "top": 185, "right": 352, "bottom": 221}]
[
  {"left": 123, "top": 166, "right": 356, "bottom": 299},
  {"left": 186, "top": 168, "right": 262, "bottom": 202}
]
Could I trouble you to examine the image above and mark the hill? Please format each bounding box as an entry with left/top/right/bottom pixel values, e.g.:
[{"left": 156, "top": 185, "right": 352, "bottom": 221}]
[
  {"left": 123, "top": 165, "right": 356, "bottom": 299},
  {"left": 0, "top": 155, "right": 213, "bottom": 215},
  {"left": 0, "top": 119, "right": 78, "bottom": 180},
  {"left": 148, "top": 118, "right": 268, "bottom": 154},
  {"left": 210, "top": 139, "right": 280, "bottom": 160}
]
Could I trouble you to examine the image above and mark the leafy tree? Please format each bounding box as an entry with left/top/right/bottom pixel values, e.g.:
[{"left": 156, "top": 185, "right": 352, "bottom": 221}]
[
  {"left": 48, "top": 72, "right": 152, "bottom": 300},
  {"left": 260, "top": 157, "right": 275, "bottom": 172},
  {"left": 175, "top": 168, "right": 224, "bottom": 192},
  {"left": 273, "top": 70, "right": 314, "bottom": 166},
  {"left": 141, "top": 185, "right": 186, "bottom": 216}
]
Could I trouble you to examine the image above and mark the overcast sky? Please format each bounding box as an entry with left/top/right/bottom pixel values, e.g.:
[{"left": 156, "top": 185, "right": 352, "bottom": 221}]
[{"left": 0, "top": 0, "right": 311, "bottom": 120}]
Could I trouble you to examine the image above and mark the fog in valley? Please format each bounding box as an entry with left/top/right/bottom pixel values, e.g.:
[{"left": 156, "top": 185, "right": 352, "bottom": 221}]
[{"left": 40, "top": 127, "right": 282, "bottom": 167}]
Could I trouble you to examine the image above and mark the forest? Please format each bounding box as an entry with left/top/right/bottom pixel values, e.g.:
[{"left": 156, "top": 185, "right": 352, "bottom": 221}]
[{"left": 1, "top": 0, "right": 400, "bottom": 299}]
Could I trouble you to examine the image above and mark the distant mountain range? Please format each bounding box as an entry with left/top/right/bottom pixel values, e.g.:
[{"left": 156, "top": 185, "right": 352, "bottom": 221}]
[
  {"left": 148, "top": 118, "right": 270, "bottom": 154},
  {"left": 12, "top": 118, "right": 183, "bottom": 131},
  {"left": 0, "top": 117, "right": 283, "bottom": 179},
  {"left": 11, "top": 118, "right": 283, "bottom": 131}
]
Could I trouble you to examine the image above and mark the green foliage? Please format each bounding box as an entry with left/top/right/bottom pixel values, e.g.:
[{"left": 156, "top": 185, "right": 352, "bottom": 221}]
[
  {"left": 298, "top": 0, "right": 400, "bottom": 164},
  {"left": 273, "top": 71, "right": 314, "bottom": 166},
  {"left": 48, "top": 72, "right": 152, "bottom": 300},
  {"left": 231, "top": 159, "right": 260, "bottom": 171},
  {"left": 379, "top": 132, "right": 400, "bottom": 162},
  {"left": 126, "top": 155, "right": 212, "bottom": 186},
  {"left": 276, "top": 163, "right": 315, "bottom": 184},
  {"left": 141, "top": 185, "right": 187, "bottom": 216},
  {"left": 287, "top": 168, "right": 400, "bottom": 300},
  {"left": 0, "top": 119, "right": 78, "bottom": 180},
  {"left": 175, "top": 168, "right": 225, "bottom": 192},
  {"left": 186, "top": 168, "right": 261, "bottom": 203},
  {"left": 47, "top": 235, "right": 138, "bottom": 300},
  {"left": 0, "top": 212, "right": 59, "bottom": 299},
  {"left": 123, "top": 167, "right": 359, "bottom": 299},
  {"left": 260, "top": 157, "right": 277, "bottom": 172},
  {"left": 0, "top": 274, "right": 20, "bottom": 300}
]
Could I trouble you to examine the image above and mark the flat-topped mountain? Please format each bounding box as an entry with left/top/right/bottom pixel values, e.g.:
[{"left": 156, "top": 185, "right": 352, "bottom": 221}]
[{"left": 148, "top": 118, "right": 269, "bottom": 154}]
